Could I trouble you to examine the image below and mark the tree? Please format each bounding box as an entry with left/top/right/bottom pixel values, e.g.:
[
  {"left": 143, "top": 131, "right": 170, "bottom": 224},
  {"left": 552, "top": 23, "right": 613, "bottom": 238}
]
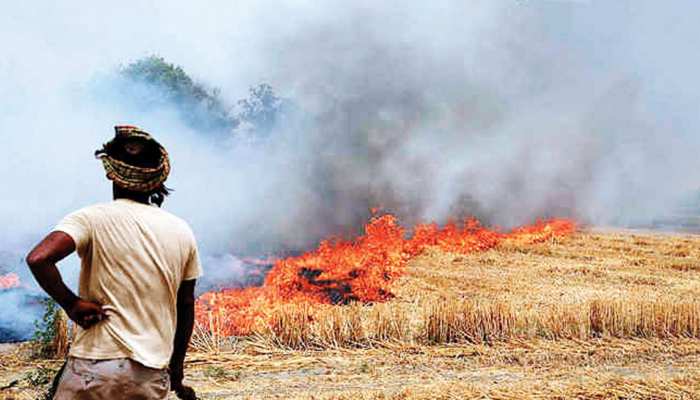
[
  {"left": 120, "top": 56, "right": 238, "bottom": 132},
  {"left": 235, "top": 83, "right": 288, "bottom": 136}
]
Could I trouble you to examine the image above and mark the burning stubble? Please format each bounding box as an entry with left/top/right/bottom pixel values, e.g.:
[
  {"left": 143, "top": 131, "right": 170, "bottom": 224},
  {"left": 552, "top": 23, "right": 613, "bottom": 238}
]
[{"left": 195, "top": 215, "right": 575, "bottom": 336}]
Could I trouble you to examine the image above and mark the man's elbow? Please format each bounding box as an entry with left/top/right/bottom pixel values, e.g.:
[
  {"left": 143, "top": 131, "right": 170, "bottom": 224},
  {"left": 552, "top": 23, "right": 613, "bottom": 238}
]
[{"left": 26, "top": 250, "right": 46, "bottom": 270}]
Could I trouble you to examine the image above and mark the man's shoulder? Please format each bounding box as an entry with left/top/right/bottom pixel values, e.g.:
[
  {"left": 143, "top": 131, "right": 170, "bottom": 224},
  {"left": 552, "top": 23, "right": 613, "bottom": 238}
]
[
  {"left": 64, "top": 201, "right": 117, "bottom": 218},
  {"left": 146, "top": 206, "right": 197, "bottom": 241},
  {"left": 68, "top": 201, "right": 196, "bottom": 240},
  {"left": 156, "top": 208, "right": 194, "bottom": 232}
]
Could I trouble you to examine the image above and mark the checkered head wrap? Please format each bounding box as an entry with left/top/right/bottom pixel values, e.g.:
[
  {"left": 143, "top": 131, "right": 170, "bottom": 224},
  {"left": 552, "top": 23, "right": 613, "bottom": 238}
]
[{"left": 95, "top": 125, "right": 171, "bottom": 192}]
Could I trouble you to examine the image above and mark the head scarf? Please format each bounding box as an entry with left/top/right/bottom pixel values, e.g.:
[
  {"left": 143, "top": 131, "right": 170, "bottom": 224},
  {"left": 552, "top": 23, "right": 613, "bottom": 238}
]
[{"left": 95, "top": 125, "right": 171, "bottom": 192}]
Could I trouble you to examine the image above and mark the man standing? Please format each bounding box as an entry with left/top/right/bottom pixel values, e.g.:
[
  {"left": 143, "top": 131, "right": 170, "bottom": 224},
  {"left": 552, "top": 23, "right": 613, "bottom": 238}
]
[{"left": 26, "top": 126, "right": 201, "bottom": 399}]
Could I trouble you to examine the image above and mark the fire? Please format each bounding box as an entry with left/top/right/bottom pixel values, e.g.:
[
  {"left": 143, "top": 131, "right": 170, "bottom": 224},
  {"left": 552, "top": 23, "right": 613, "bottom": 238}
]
[
  {"left": 0, "top": 273, "right": 20, "bottom": 290},
  {"left": 196, "top": 215, "right": 575, "bottom": 336}
]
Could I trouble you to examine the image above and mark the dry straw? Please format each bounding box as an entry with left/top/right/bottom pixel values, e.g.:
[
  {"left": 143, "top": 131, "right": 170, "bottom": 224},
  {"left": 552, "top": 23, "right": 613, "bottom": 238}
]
[
  {"left": 52, "top": 310, "right": 70, "bottom": 359},
  {"left": 249, "top": 297, "right": 700, "bottom": 350}
]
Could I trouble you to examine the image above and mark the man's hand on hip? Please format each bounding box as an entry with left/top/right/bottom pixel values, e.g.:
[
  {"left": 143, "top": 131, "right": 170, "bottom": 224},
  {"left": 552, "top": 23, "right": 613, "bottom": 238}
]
[{"left": 67, "top": 299, "right": 107, "bottom": 329}]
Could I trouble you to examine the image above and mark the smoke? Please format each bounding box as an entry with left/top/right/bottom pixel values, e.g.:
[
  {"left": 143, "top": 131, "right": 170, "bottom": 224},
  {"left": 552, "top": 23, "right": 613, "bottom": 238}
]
[
  {"left": 1, "top": 1, "right": 699, "bottom": 335},
  {"left": 262, "top": 0, "right": 700, "bottom": 229},
  {"left": 0, "top": 289, "right": 44, "bottom": 342}
]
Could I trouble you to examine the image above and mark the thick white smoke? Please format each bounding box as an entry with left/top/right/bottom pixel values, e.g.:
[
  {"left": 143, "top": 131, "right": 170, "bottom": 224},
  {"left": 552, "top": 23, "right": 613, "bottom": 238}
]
[{"left": 1, "top": 1, "right": 699, "bottom": 329}]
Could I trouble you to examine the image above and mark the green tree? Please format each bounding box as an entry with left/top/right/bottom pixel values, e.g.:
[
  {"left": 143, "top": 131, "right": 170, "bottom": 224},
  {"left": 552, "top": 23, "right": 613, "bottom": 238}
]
[{"left": 120, "top": 55, "right": 238, "bottom": 132}]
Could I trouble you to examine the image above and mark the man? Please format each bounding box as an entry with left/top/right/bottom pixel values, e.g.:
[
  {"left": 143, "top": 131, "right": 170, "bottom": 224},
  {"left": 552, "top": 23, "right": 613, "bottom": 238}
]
[{"left": 26, "top": 125, "right": 201, "bottom": 400}]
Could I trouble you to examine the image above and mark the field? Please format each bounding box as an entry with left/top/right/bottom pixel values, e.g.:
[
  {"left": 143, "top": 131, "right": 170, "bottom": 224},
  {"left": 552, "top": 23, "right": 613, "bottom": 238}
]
[{"left": 2, "top": 228, "right": 700, "bottom": 399}]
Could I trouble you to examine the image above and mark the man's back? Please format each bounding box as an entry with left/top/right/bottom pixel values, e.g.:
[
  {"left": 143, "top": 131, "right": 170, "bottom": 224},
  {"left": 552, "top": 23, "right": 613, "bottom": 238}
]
[
  {"left": 29, "top": 126, "right": 200, "bottom": 399},
  {"left": 56, "top": 198, "right": 202, "bottom": 369}
]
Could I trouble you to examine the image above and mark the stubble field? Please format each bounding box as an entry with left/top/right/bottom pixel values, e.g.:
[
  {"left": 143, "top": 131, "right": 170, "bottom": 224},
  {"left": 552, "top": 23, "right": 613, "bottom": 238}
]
[{"left": 2, "top": 228, "right": 700, "bottom": 399}]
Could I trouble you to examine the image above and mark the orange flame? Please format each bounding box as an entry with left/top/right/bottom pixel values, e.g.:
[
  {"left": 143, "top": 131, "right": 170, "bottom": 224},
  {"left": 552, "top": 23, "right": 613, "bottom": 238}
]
[
  {"left": 196, "top": 215, "right": 575, "bottom": 336},
  {"left": 0, "top": 273, "right": 20, "bottom": 290}
]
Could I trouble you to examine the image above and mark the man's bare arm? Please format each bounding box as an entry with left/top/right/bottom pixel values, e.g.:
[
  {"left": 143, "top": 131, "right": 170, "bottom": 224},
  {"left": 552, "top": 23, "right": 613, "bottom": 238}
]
[
  {"left": 26, "top": 231, "right": 105, "bottom": 329},
  {"left": 170, "top": 279, "right": 197, "bottom": 400}
]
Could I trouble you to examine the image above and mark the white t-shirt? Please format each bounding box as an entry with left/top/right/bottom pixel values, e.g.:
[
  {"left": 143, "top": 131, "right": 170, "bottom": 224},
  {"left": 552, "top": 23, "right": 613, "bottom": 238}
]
[{"left": 55, "top": 198, "right": 202, "bottom": 369}]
